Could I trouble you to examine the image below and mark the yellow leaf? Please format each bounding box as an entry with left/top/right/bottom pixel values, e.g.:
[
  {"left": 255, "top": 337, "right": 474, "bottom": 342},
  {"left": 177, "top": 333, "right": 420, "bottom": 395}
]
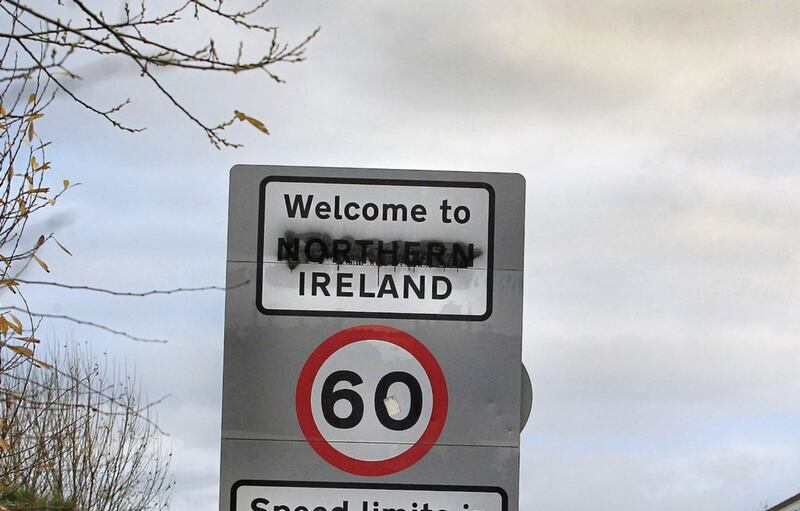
[
  {"left": 15, "top": 336, "right": 39, "bottom": 344},
  {"left": 7, "top": 313, "right": 23, "bottom": 334},
  {"left": 36, "top": 235, "right": 45, "bottom": 247},
  {"left": 28, "top": 121, "right": 34, "bottom": 141},
  {"left": 0, "top": 103, "right": 6, "bottom": 117},
  {"left": 33, "top": 255, "right": 49, "bottom": 273},
  {"left": 0, "top": 436, "right": 9, "bottom": 453},
  {"left": 8, "top": 345, "right": 34, "bottom": 357},
  {"left": 27, "top": 93, "right": 36, "bottom": 104},
  {"left": 30, "top": 156, "right": 38, "bottom": 170},
  {"left": 247, "top": 117, "right": 269, "bottom": 134},
  {"left": 27, "top": 113, "right": 44, "bottom": 121},
  {"left": 63, "top": 179, "right": 70, "bottom": 190},
  {"left": 17, "top": 198, "right": 27, "bottom": 216},
  {"left": 48, "top": 198, "right": 56, "bottom": 206},
  {"left": 31, "top": 358, "right": 52, "bottom": 369},
  {"left": 55, "top": 238, "right": 72, "bottom": 256},
  {"left": 233, "top": 110, "right": 270, "bottom": 135},
  {"left": 0, "top": 279, "right": 18, "bottom": 293}
]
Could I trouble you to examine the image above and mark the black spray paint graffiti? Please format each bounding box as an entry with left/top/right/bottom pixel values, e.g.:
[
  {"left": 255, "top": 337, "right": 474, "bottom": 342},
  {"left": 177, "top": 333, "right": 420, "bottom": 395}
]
[{"left": 277, "top": 232, "right": 480, "bottom": 270}]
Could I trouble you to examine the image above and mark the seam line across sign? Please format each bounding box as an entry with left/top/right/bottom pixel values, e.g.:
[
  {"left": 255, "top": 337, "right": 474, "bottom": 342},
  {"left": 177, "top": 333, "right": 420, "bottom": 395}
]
[{"left": 220, "top": 437, "right": 521, "bottom": 449}]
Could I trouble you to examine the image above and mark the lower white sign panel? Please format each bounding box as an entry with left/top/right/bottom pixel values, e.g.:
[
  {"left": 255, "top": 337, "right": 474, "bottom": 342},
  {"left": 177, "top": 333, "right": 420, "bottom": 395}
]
[{"left": 233, "top": 481, "right": 506, "bottom": 511}]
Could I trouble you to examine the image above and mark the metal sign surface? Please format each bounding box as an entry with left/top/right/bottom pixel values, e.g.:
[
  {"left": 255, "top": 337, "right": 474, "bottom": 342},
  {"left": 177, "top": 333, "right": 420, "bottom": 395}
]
[{"left": 221, "top": 165, "right": 525, "bottom": 511}]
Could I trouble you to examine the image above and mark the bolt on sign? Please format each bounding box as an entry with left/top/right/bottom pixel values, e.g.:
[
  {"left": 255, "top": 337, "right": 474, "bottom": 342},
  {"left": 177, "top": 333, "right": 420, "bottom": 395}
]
[{"left": 221, "top": 166, "right": 526, "bottom": 511}]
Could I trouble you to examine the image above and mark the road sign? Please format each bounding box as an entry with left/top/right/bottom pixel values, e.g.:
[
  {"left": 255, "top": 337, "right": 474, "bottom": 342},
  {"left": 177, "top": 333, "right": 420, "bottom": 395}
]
[
  {"left": 233, "top": 481, "right": 507, "bottom": 511},
  {"left": 221, "top": 165, "right": 525, "bottom": 511},
  {"left": 295, "top": 325, "right": 448, "bottom": 476},
  {"left": 257, "top": 176, "right": 493, "bottom": 320}
]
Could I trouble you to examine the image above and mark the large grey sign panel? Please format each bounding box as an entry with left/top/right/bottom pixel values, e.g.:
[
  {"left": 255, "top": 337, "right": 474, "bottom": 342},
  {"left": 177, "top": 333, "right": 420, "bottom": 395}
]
[{"left": 221, "top": 165, "right": 525, "bottom": 511}]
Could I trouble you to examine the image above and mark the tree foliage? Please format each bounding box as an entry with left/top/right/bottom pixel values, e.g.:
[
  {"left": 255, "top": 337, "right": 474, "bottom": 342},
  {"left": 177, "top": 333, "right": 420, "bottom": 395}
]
[
  {"left": 0, "top": 0, "right": 317, "bottom": 387},
  {"left": 0, "top": 0, "right": 318, "bottom": 146},
  {"left": 1, "top": 346, "right": 172, "bottom": 510},
  {"left": 0, "top": 0, "right": 317, "bottom": 504}
]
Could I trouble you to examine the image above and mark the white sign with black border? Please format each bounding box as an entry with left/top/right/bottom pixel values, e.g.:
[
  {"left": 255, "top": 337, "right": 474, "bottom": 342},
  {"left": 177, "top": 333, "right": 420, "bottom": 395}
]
[
  {"left": 233, "top": 481, "right": 507, "bottom": 511},
  {"left": 257, "top": 177, "right": 494, "bottom": 321}
]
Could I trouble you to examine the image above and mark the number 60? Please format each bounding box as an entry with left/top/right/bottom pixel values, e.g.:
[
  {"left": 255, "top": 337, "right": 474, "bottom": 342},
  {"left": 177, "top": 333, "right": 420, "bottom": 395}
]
[{"left": 321, "top": 370, "right": 423, "bottom": 431}]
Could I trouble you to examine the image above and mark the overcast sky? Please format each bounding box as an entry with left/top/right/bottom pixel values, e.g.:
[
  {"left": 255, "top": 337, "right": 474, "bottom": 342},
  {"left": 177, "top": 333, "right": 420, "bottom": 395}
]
[{"left": 27, "top": 1, "right": 800, "bottom": 510}]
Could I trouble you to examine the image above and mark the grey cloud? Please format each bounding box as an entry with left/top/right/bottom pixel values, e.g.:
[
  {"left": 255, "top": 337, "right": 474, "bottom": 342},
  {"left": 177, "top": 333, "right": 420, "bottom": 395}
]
[
  {"left": 521, "top": 439, "right": 800, "bottom": 510},
  {"left": 25, "top": 1, "right": 800, "bottom": 509}
]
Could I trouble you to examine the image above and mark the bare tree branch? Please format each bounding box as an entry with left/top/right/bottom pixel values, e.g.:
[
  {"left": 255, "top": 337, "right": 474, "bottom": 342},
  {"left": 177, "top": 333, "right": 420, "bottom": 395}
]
[
  {"left": 0, "top": 3, "right": 317, "bottom": 501},
  {"left": 0, "top": 0, "right": 319, "bottom": 147},
  {"left": 1, "top": 306, "right": 167, "bottom": 343},
  {"left": 13, "top": 278, "right": 249, "bottom": 297},
  {"left": 1, "top": 345, "right": 173, "bottom": 510}
]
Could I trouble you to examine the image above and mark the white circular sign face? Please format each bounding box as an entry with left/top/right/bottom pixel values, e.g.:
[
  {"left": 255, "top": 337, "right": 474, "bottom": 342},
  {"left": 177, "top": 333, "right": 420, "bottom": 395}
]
[
  {"left": 310, "top": 339, "right": 433, "bottom": 461},
  {"left": 296, "top": 325, "right": 448, "bottom": 476}
]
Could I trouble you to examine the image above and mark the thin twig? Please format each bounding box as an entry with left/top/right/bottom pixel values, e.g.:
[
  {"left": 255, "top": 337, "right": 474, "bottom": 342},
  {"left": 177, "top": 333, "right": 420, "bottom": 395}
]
[
  {"left": 0, "top": 306, "right": 167, "bottom": 343},
  {"left": 13, "top": 279, "right": 249, "bottom": 297}
]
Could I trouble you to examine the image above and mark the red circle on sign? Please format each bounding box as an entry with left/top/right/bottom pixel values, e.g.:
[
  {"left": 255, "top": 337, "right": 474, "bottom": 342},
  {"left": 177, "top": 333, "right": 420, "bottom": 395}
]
[{"left": 296, "top": 324, "right": 448, "bottom": 477}]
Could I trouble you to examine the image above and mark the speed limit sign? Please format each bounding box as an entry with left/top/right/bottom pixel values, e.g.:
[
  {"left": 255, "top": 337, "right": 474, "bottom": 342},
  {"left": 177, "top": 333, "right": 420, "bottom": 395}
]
[
  {"left": 221, "top": 165, "right": 526, "bottom": 511},
  {"left": 296, "top": 325, "right": 448, "bottom": 476}
]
